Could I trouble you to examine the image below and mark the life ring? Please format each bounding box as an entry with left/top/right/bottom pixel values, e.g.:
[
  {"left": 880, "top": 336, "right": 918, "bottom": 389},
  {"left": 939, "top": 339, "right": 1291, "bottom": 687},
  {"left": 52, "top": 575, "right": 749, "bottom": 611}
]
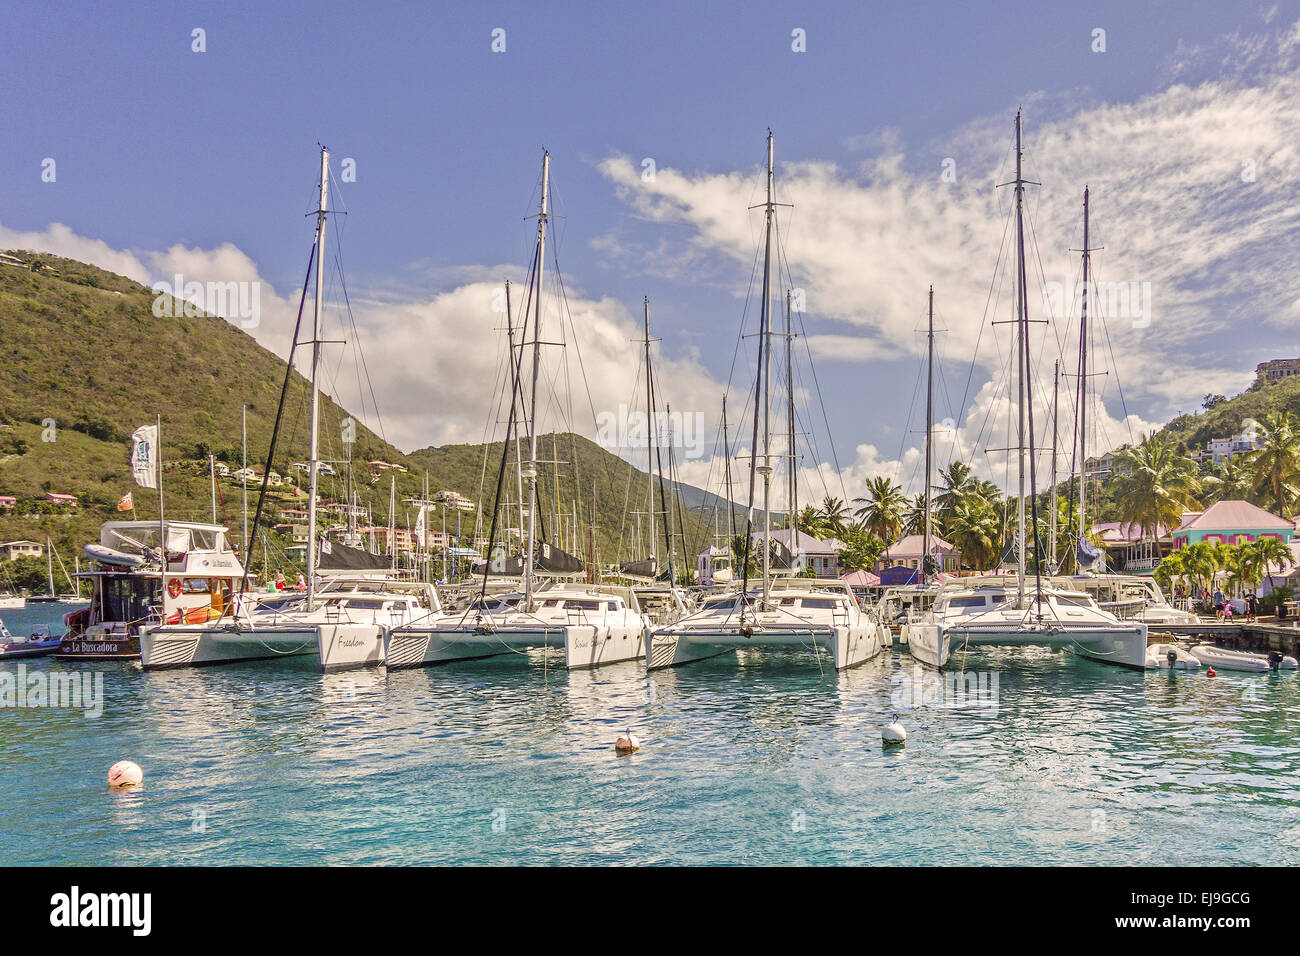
[{"left": 167, "top": 579, "right": 182, "bottom": 598}]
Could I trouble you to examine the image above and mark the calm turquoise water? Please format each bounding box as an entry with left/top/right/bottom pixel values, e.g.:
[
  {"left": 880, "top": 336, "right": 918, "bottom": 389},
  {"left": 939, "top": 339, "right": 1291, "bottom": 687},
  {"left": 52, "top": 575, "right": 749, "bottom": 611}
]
[{"left": 3, "top": 602, "right": 1300, "bottom": 865}]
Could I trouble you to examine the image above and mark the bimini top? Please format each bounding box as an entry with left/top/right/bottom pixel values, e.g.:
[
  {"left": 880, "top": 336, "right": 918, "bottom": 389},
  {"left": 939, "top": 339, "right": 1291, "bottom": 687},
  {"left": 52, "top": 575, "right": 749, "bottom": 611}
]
[{"left": 99, "top": 521, "right": 233, "bottom": 555}]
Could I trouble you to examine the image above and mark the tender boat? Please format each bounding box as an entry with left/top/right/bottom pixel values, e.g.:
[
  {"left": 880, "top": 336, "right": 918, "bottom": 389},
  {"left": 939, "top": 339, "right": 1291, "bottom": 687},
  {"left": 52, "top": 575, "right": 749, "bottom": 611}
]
[
  {"left": 0, "top": 623, "right": 61, "bottom": 660},
  {"left": 1144, "top": 642, "right": 1201, "bottom": 670},
  {"left": 1187, "top": 644, "right": 1298, "bottom": 673}
]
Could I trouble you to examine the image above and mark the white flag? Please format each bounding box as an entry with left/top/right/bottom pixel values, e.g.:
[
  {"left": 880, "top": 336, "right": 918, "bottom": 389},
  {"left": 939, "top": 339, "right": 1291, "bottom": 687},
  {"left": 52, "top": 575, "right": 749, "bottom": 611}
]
[
  {"left": 130, "top": 425, "right": 158, "bottom": 489},
  {"left": 414, "top": 506, "right": 426, "bottom": 545}
]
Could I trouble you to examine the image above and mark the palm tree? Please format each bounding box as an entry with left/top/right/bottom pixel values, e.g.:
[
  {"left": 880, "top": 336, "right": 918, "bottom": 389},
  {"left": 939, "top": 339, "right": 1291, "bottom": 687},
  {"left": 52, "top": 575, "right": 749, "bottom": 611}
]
[
  {"left": 1111, "top": 434, "right": 1201, "bottom": 540},
  {"left": 900, "top": 494, "right": 926, "bottom": 537},
  {"left": 852, "top": 476, "right": 905, "bottom": 544},
  {"left": 933, "top": 460, "right": 980, "bottom": 532},
  {"left": 946, "top": 494, "right": 1000, "bottom": 571},
  {"left": 1245, "top": 412, "right": 1300, "bottom": 517},
  {"left": 1250, "top": 535, "right": 1294, "bottom": 591},
  {"left": 1203, "top": 456, "right": 1254, "bottom": 504},
  {"left": 729, "top": 533, "right": 758, "bottom": 579},
  {"left": 1180, "top": 541, "right": 1220, "bottom": 600},
  {"left": 1153, "top": 549, "right": 1187, "bottom": 597},
  {"left": 817, "top": 496, "right": 851, "bottom": 539},
  {"left": 794, "top": 505, "right": 825, "bottom": 538}
]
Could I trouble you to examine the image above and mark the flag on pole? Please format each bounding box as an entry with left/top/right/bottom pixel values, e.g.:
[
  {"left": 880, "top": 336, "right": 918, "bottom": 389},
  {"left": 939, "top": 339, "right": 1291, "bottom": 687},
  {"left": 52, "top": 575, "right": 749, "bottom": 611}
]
[
  {"left": 414, "top": 506, "right": 426, "bottom": 547},
  {"left": 117, "top": 492, "right": 134, "bottom": 512},
  {"left": 130, "top": 425, "right": 159, "bottom": 489}
]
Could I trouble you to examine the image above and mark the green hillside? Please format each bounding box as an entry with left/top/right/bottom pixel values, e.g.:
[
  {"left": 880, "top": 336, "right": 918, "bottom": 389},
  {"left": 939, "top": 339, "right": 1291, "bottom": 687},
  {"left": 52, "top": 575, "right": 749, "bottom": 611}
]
[
  {"left": 0, "top": 254, "right": 729, "bottom": 582},
  {"left": 1158, "top": 376, "right": 1300, "bottom": 454}
]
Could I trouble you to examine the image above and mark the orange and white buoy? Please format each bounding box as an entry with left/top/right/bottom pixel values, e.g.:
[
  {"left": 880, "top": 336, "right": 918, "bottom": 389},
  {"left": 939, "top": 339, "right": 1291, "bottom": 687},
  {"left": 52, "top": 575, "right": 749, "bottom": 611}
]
[
  {"left": 107, "top": 760, "right": 143, "bottom": 788},
  {"left": 614, "top": 731, "right": 641, "bottom": 753},
  {"left": 1206, "top": 667, "right": 1217, "bottom": 678}
]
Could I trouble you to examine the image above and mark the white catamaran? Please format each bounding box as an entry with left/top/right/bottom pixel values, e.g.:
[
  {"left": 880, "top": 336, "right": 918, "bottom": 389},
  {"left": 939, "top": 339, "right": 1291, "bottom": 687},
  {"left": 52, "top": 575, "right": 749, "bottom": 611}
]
[
  {"left": 383, "top": 150, "right": 651, "bottom": 671},
  {"left": 141, "top": 147, "right": 436, "bottom": 671},
  {"left": 902, "top": 114, "right": 1147, "bottom": 671},
  {"left": 646, "top": 131, "right": 888, "bottom": 672}
]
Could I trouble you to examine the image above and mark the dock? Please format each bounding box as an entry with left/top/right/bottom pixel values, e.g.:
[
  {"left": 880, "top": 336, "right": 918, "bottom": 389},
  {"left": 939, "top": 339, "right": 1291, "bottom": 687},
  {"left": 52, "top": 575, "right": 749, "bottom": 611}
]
[{"left": 1149, "top": 620, "right": 1300, "bottom": 656}]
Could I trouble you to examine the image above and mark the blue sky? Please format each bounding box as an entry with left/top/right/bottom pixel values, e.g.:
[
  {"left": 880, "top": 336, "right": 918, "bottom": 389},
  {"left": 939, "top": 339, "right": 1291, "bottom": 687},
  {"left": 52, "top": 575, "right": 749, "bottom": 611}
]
[{"left": 5, "top": 0, "right": 1300, "bottom": 502}]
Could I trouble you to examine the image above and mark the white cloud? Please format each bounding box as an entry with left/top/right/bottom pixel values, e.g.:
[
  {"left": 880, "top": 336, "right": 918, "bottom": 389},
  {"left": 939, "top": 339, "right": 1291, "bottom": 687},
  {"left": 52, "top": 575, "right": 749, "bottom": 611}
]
[{"left": 595, "top": 19, "right": 1300, "bottom": 458}]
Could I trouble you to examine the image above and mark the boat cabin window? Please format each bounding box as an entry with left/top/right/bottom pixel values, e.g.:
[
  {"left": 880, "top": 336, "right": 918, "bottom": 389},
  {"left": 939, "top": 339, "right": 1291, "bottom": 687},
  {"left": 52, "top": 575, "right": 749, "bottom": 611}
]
[
  {"left": 949, "top": 596, "right": 987, "bottom": 608},
  {"left": 563, "top": 600, "right": 606, "bottom": 611},
  {"left": 801, "top": 598, "right": 840, "bottom": 610},
  {"left": 182, "top": 578, "right": 209, "bottom": 593},
  {"left": 99, "top": 575, "right": 160, "bottom": 624},
  {"left": 1052, "top": 595, "right": 1094, "bottom": 608}
]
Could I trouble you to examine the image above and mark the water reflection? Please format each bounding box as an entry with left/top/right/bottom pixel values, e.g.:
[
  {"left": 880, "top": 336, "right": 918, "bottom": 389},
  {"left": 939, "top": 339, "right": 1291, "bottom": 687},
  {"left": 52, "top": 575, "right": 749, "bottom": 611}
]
[{"left": 3, "top": 644, "right": 1300, "bottom": 865}]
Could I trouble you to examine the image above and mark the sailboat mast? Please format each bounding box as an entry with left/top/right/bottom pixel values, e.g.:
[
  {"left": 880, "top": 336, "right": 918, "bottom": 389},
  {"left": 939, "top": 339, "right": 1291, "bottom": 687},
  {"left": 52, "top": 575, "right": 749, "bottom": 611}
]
[
  {"left": 156, "top": 413, "right": 164, "bottom": 589},
  {"left": 1050, "top": 360, "right": 1059, "bottom": 571},
  {"left": 241, "top": 404, "right": 248, "bottom": 556},
  {"left": 524, "top": 150, "right": 550, "bottom": 608},
  {"left": 722, "top": 395, "right": 735, "bottom": 540},
  {"left": 644, "top": 297, "right": 656, "bottom": 565},
  {"left": 1077, "top": 186, "right": 1091, "bottom": 564},
  {"left": 666, "top": 405, "right": 678, "bottom": 583},
  {"left": 759, "top": 130, "right": 775, "bottom": 603},
  {"left": 923, "top": 285, "right": 934, "bottom": 587},
  {"left": 1013, "top": 113, "right": 1028, "bottom": 607},
  {"left": 504, "top": 279, "right": 525, "bottom": 562},
  {"left": 306, "top": 146, "right": 330, "bottom": 608},
  {"left": 388, "top": 476, "right": 396, "bottom": 571},
  {"left": 785, "top": 289, "right": 797, "bottom": 535}
]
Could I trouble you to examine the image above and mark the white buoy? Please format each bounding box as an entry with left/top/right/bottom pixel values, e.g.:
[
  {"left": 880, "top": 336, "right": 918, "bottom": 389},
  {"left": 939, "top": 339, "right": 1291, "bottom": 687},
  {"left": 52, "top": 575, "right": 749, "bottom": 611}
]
[
  {"left": 107, "top": 760, "right": 143, "bottom": 788},
  {"left": 881, "top": 715, "right": 907, "bottom": 746},
  {"left": 615, "top": 731, "right": 641, "bottom": 753}
]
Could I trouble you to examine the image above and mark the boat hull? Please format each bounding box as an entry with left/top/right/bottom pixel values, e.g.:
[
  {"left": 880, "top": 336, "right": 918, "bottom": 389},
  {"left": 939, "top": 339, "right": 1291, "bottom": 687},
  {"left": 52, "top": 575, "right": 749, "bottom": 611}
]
[
  {"left": 646, "top": 623, "right": 886, "bottom": 671},
  {"left": 55, "top": 634, "right": 140, "bottom": 661},
  {"left": 0, "top": 640, "right": 62, "bottom": 660},
  {"left": 1145, "top": 643, "right": 1201, "bottom": 670},
  {"left": 317, "top": 623, "right": 386, "bottom": 671},
  {"left": 1187, "top": 643, "right": 1296, "bottom": 673},
  {"left": 383, "top": 622, "right": 647, "bottom": 670},
  {"left": 908, "top": 622, "right": 1148, "bottom": 670},
  {"left": 902, "top": 622, "right": 950, "bottom": 669},
  {"left": 139, "top": 624, "right": 321, "bottom": 669}
]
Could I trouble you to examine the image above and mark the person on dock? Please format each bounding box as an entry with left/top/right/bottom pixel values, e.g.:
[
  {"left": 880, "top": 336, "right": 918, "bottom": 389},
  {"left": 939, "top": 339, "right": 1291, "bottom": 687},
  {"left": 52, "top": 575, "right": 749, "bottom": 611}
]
[
  {"left": 1213, "top": 587, "right": 1226, "bottom": 620},
  {"left": 1246, "top": 591, "right": 1258, "bottom": 622}
]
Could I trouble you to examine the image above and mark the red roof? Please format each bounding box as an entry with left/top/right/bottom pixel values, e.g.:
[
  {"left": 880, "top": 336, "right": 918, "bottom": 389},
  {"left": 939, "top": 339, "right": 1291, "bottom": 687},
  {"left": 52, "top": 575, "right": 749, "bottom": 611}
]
[
  {"left": 840, "top": 569, "right": 880, "bottom": 587},
  {"left": 885, "top": 534, "right": 956, "bottom": 557}
]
